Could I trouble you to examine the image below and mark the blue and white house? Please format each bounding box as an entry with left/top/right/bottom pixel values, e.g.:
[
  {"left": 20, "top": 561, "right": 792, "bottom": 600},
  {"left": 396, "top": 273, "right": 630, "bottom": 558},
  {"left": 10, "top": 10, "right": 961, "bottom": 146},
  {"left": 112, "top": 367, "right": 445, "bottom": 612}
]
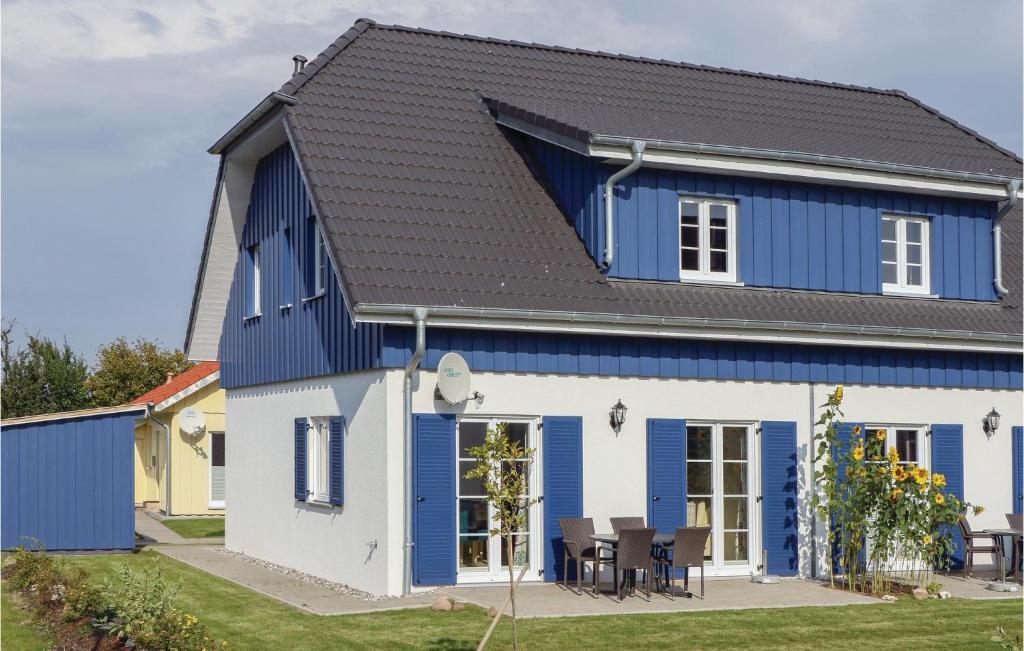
[{"left": 185, "top": 19, "right": 1024, "bottom": 596}]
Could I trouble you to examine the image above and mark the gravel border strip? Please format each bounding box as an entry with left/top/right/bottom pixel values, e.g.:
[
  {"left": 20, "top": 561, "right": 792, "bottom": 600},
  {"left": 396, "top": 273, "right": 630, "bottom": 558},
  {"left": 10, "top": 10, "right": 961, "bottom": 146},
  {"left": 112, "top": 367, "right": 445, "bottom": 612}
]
[{"left": 214, "top": 548, "right": 429, "bottom": 601}]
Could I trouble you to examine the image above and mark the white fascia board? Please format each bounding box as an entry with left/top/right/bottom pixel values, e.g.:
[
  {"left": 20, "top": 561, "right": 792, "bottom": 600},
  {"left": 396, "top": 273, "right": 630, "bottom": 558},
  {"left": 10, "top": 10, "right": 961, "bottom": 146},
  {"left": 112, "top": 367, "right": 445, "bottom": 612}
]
[
  {"left": 353, "top": 305, "right": 1022, "bottom": 354},
  {"left": 590, "top": 143, "right": 1015, "bottom": 201},
  {"left": 1, "top": 404, "right": 148, "bottom": 427},
  {"left": 152, "top": 372, "right": 221, "bottom": 413}
]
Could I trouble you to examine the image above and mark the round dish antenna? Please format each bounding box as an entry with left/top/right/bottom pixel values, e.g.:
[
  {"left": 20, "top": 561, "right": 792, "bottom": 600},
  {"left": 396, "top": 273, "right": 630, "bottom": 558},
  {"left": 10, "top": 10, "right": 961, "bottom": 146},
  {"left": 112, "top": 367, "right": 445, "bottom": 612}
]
[
  {"left": 436, "top": 352, "right": 472, "bottom": 404},
  {"left": 178, "top": 408, "right": 207, "bottom": 438}
]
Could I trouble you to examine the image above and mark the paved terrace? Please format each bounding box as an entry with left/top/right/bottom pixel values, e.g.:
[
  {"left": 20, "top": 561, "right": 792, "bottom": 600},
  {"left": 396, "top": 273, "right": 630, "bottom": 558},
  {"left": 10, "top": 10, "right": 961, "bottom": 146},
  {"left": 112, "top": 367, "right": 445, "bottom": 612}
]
[{"left": 149, "top": 542, "right": 1020, "bottom": 617}]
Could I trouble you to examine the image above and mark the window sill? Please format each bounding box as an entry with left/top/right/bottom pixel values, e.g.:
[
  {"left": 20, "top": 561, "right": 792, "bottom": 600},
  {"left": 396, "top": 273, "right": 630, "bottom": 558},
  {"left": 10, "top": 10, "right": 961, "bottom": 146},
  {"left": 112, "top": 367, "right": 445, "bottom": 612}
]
[
  {"left": 678, "top": 277, "right": 745, "bottom": 287},
  {"left": 882, "top": 290, "right": 938, "bottom": 299},
  {"left": 243, "top": 313, "right": 262, "bottom": 322},
  {"left": 303, "top": 497, "right": 338, "bottom": 510},
  {"left": 279, "top": 303, "right": 293, "bottom": 311},
  {"left": 302, "top": 293, "right": 326, "bottom": 304}
]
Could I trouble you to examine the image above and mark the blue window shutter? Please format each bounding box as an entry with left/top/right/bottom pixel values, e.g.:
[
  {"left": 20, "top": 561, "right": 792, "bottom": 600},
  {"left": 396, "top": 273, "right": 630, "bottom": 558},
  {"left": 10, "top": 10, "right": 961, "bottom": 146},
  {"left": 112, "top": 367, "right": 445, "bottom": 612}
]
[
  {"left": 542, "top": 416, "right": 583, "bottom": 582},
  {"left": 294, "top": 418, "right": 307, "bottom": 501},
  {"left": 329, "top": 416, "right": 345, "bottom": 506},
  {"left": 831, "top": 421, "right": 863, "bottom": 574},
  {"left": 1013, "top": 426, "right": 1023, "bottom": 515},
  {"left": 413, "top": 413, "right": 456, "bottom": 586},
  {"left": 931, "top": 423, "right": 965, "bottom": 569},
  {"left": 761, "top": 421, "right": 799, "bottom": 576},
  {"left": 646, "top": 419, "right": 686, "bottom": 532}
]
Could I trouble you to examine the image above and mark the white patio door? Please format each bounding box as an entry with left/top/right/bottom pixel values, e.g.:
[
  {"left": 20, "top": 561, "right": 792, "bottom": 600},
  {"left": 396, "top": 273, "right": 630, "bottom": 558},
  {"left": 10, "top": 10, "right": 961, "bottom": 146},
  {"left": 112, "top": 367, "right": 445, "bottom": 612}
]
[
  {"left": 686, "top": 423, "right": 756, "bottom": 573},
  {"left": 456, "top": 418, "right": 541, "bottom": 583}
]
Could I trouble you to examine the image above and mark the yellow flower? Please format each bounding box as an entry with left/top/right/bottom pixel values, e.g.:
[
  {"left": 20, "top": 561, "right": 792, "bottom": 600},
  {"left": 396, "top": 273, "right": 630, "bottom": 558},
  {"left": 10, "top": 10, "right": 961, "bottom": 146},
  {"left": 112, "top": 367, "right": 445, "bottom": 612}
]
[
  {"left": 891, "top": 489, "right": 903, "bottom": 501},
  {"left": 835, "top": 385, "right": 844, "bottom": 402},
  {"left": 887, "top": 447, "right": 900, "bottom": 464},
  {"left": 853, "top": 425, "right": 862, "bottom": 436},
  {"left": 974, "top": 505, "right": 986, "bottom": 515},
  {"left": 923, "top": 534, "right": 932, "bottom": 545},
  {"left": 932, "top": 473, "right": 946, "bottom": 487},
  {"left": 875, "top": 429, "right": 886, "bottom": 441},
  {"left": 852, "top": 446, "right": 864, "bottom": 461},
  {"left": 934, "top": 493, "right": 945, "bottom": 505}
]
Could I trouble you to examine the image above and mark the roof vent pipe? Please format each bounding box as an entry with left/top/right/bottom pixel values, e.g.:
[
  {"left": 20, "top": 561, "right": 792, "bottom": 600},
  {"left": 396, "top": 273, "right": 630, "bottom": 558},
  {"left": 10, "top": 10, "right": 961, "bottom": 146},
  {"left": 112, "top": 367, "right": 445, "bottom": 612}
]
[
  {"left": 994, "top": 180, "right": 1021, "bottom": 297},
  {"left": 292, "top": 55, "right": 308, "bottom": 75},
  {"left": 602, "top": 141, "right": 645, "bottom": 271}
]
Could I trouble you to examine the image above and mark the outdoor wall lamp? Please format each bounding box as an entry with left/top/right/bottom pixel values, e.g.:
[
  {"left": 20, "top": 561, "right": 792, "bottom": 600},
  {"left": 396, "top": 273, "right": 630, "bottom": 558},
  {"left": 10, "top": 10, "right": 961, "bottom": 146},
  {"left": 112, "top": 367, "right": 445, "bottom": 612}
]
[
  {"left": 610, "top": 399, "right": 627, "bottom": 434},
  {"left": 983, "top": 407, "right": 1001, "bottom": 438}
]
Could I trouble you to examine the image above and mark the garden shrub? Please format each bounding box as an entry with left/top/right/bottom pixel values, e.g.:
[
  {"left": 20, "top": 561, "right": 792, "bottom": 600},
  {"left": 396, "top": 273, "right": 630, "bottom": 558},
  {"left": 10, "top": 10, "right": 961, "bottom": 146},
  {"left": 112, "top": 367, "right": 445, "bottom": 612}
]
[{"left": 60, "top": 567, "right": 104, "bottom": 622}]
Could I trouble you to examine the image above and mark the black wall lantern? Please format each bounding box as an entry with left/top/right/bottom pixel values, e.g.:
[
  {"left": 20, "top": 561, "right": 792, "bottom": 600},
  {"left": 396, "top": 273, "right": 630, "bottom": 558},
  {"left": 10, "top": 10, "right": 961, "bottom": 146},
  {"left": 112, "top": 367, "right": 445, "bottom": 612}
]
[
  {"left": 610, "top": 399, "right": 627, "bottom": 434},
  {"left": 983, "top": 407, "right": 1001, "bottom": 438}
]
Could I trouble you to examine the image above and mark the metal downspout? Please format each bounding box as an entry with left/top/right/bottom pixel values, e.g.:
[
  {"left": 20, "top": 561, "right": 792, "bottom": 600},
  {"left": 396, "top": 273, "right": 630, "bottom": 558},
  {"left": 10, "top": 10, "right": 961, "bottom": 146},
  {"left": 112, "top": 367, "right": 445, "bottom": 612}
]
[
  {"left": 148, "top": 403, "right": 172, "bottom": 516},
  {"left": 994, "top": 180, "right": 1021, "bottom": 297},
  {"left": 403, "top": 307, "right": 428, "bottom": 596},
  {"left": 602, "top": 141, "right": 645, "bottom": 271}
]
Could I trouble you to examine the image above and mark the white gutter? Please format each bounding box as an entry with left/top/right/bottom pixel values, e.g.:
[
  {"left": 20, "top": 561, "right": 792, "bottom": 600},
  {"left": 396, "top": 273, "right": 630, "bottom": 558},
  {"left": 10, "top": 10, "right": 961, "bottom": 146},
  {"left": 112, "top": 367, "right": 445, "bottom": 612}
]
[
  {"left": 147, "top": 404, "right": 173, "bottom": 516},
  {"left": 590, "top": 134, "right": 1020, "bottom": 187},
  {"left": 354, "top": 304, "right": 1022, "bottom": 353},
  {"left": 994, "top": 180, "right": 1022, "bottom": 297},
  {"left": 602, "top": 141, "right": 645, "bottom": 270},
  {"left": 403, "top": 307, "right": 428, "bottom": 596}
]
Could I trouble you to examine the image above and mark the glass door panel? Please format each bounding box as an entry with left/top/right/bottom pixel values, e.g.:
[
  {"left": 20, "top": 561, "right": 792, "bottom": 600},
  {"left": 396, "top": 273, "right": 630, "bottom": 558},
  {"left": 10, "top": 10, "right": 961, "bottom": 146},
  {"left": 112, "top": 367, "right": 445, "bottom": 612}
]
[{"left": 686, "top": 423, "right": 753, "bottom": 570}]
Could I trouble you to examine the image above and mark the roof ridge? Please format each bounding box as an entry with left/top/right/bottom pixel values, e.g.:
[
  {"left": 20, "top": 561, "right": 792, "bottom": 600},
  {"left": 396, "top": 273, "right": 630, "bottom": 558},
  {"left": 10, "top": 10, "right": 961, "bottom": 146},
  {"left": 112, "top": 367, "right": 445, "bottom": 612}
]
[
  {"left": 370, "top": 21, "right": 905, "bottom": 98},
  {"left": 890, "top": 90, "right": 1023, "bottom": 167},
  {"left": 278, "top": 17, "right": 377, "bottom": 96}
]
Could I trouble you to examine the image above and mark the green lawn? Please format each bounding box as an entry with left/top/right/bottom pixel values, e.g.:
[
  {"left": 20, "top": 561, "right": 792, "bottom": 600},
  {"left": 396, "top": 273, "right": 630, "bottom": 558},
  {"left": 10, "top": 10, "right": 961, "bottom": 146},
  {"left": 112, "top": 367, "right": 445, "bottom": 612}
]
[
  {"left": 160, "top": 517, "right": 225, "bottom": 539},
  {"left": 1, "top": 588, "right": 56, "bottom": 650},
  {"left": 3, "top": 550, "right": 1020, "bottom": 650}
]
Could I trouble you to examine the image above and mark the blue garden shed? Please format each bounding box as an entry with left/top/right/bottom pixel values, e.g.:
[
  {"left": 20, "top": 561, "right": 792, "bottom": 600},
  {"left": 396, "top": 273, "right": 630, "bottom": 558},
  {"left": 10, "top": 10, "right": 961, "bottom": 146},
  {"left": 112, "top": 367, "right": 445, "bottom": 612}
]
[{"left": 1, "top": 404, "right": 144, "bottom": 551}]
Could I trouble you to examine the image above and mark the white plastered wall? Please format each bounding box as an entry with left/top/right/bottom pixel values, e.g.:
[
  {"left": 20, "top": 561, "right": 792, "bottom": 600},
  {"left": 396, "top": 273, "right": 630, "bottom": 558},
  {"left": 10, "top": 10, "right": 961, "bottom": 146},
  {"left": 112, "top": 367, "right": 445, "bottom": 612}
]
[
  {"left": 225, "top": 370, "right": 393, "bottom": 595},
  {"left": 403, "top": 369, "right": 1022, "bottom": 582}
]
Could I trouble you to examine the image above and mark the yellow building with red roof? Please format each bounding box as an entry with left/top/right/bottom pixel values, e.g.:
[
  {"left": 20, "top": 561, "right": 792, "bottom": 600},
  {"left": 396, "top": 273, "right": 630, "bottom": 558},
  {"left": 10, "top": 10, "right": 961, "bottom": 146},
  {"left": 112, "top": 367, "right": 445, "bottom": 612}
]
[{"left": 131, "top": 361, "right": 225, "bottom": 515}]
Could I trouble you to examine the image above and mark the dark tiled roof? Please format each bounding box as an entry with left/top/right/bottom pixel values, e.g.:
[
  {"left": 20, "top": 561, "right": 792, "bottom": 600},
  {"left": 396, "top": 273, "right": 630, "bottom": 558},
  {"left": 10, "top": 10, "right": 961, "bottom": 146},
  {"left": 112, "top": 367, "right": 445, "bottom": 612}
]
[{"left": 279, "top": 19, "right": 1022, "bottom": 338}]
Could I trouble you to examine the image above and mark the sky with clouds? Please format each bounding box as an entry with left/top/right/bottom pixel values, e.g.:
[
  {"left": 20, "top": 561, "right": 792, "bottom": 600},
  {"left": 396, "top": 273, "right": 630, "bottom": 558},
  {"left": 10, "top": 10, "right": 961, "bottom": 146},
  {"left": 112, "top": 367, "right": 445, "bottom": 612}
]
[{"left": 2, "top": 0, "right": 1021, "bottom": 360}]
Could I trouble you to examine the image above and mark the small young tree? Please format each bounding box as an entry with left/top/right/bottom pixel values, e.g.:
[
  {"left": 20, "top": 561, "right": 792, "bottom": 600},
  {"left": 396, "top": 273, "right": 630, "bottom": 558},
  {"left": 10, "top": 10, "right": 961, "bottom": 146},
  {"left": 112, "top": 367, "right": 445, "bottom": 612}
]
[{"left": 464, "top": 422, "right": 537, "bottom": 651}]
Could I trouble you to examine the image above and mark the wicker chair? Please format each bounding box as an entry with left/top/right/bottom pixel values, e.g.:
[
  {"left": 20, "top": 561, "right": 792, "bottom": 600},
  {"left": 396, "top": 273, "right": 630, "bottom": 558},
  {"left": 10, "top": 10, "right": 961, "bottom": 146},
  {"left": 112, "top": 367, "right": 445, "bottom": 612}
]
[
  {"left": 959, "top": 516, "right": 998, "bottom": 578},
  {"left": 609, "top": 517, "right": 645, "bottom": 534},
  {"left": 1006, "top": 514, "right": 1023, "bottom": 581},
  {"left": 558, "top": 518, "right": 609, "bottom": 595},
  {"left": 594, "top": 528, "right": 657, "bottom": 601},
  {"left": 655, "top": 527, "right": 711, "bottom": 599}
]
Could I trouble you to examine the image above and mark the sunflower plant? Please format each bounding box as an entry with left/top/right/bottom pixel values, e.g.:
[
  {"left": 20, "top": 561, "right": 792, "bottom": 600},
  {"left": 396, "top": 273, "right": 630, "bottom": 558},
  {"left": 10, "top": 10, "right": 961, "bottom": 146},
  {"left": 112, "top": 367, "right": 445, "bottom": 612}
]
[{"left": 812, "top": 386, "right": 981, "bottom": 595}]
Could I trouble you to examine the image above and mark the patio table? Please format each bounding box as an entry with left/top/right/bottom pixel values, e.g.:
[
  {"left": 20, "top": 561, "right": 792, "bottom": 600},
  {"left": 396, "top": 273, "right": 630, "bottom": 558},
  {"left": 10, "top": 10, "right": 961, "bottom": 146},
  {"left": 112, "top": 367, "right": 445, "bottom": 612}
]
[
  {"left": 590, "top": 532, "right": 676, "bottom": 595},
  {"left": 984, "top": 528, "right": 1023, "bottom": 583}
]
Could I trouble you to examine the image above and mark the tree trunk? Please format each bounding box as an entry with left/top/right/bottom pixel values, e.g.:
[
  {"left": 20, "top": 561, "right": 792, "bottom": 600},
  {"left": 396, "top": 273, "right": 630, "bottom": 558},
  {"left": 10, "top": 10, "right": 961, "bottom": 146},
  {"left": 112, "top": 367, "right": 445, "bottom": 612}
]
[{"left": 507, "top": 535, "right": 517, "bottom": 650}]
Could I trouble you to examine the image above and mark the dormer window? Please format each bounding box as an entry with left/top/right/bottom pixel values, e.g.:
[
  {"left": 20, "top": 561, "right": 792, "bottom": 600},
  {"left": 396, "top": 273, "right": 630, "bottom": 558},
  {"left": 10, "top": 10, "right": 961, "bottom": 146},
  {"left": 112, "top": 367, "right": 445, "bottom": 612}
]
[
  {"left": 881, "top": 215, "right": 930, "bottom": 295},
  {"left": 679, "top": 197, "right": 738, "bottom": 283}
]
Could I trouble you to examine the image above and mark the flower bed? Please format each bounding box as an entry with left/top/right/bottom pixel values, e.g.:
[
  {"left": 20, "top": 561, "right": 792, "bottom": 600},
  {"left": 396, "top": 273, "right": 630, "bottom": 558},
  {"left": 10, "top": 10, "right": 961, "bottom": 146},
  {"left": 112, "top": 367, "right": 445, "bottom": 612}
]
[{"left": 2, "top": 545, "right": 226, "bottom": 650}]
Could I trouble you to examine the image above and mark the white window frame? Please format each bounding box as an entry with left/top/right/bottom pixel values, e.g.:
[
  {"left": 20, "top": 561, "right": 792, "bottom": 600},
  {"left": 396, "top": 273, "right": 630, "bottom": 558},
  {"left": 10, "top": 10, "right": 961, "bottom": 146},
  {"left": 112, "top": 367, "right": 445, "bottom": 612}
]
[
  {"left": 455, "top": 416, "right": 542, "bottom": 584},
  {"left": 881, "top": 215, "right": 930, "bottom": 296},
  {"left": 314, "top": 224, "right": 327, "bottom": 296},
  {"left": 685, "top": 420, "right": 757, "bottom": 575},
  {"left": 246, "top": 243, "right": 261, "bottom": 317},
  {"left": 864, "top": 424, "right": 928, "bottom": 469},
  {"left": 306, "top": 417, "right": 331, "bottom": 504},
  {"left": 678, "top": 197, "right": 739, "bottom": 283},
  {"left": 208, "top": 431, "right": 226, "bottom": 510}
]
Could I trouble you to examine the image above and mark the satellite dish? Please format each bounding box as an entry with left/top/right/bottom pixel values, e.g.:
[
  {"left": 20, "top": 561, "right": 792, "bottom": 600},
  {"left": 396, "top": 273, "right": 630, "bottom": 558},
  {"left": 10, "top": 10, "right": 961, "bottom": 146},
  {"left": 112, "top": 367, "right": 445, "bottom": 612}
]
[
  {"left": 179, "top": 408, "right": 206, "bottom": 438},
  {"left": 436, "top": 352, "right": 472, "bottom": 404}
]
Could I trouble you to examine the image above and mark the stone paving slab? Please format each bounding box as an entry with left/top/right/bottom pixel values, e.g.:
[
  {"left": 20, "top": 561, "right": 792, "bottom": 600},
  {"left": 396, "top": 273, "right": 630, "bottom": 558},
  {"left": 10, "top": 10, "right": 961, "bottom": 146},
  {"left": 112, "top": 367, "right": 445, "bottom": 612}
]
[
  {"left": 134, "top": 510, "right": 225, "bottom": 545},
  {"left": 444, "top": 578, "right": 881, "bottom": 619},
  {"left": 151, "top": 545, "right": 435, "bottom": 615}
]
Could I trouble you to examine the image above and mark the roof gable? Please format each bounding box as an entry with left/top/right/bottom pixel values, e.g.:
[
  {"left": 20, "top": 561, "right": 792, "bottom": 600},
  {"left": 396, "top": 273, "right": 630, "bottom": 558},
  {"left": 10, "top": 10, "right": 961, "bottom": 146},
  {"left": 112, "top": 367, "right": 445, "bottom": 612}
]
[{"left": 131, "top": 361, "right": 220, "bottom": 409}]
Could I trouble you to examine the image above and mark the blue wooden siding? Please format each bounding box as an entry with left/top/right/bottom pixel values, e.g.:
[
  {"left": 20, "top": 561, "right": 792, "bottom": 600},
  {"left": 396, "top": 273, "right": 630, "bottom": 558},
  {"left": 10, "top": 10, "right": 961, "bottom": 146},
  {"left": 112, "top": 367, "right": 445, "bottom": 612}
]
[
  {"left": 220, "top": 143, "right": 383, "bottom": 389},
  {"left": 527, "top": 138, "right": 997, "bottom": 300},
  {"left": 1, "top": 412, "right": 138, "bottom": 551},
  {"left": 382, "top": 327, "right": 1022, "bottom": 390}
]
